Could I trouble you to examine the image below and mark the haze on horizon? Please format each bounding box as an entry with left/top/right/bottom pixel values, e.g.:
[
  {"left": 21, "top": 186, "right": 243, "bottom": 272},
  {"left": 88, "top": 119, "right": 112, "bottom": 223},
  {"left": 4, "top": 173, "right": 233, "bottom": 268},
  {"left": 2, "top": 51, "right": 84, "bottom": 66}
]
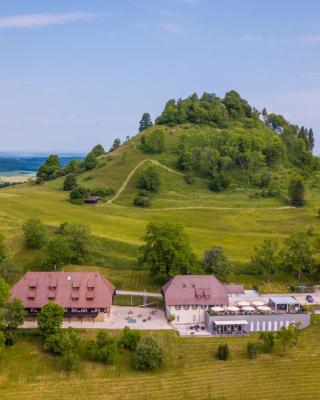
[{"left": 1, "top": 0, "right": 320, "bottom": 153}]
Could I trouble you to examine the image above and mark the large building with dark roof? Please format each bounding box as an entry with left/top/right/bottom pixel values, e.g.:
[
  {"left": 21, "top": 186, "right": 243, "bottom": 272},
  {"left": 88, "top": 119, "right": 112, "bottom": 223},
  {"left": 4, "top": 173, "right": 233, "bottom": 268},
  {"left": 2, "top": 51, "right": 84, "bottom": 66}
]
[
  {"left": 11, "top": 271, "right": 115, "bottom": 321},
  {"left": 161, "top": 275, "right": 244, "bottom": 324}
]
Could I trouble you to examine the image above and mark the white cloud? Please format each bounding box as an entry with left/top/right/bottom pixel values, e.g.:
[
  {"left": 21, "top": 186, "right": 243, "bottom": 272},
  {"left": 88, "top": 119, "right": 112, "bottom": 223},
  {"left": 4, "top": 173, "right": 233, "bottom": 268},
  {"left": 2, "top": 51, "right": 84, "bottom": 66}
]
[{"left": 0, "top": 12, "right": 95, "bottom": 30}]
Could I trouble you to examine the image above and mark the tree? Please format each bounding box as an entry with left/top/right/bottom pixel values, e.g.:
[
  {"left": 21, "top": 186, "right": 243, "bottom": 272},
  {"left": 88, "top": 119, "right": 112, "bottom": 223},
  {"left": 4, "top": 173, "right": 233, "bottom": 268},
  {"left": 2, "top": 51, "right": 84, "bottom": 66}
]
[
  {"left": 140, "top": 220, "right": 196, "bottom": 277},
  {"left": 43, "top": 236, "right": 71, "bottom": 269},
  {"left": 119, "top": 327, "right": 141, "bottom": 351},
  {"left": 37, "top": 302, "right": 64, "bottom": 338},
  {"left": 0, "top": 277, "right": 10, "bottom": 307},
  {"left": 85, "top": 331, "right": 117, "bottom": 365},
  {"left": 90, "top": 144, "right": 105, "bottom": 157},
  {"left": 139, "top": 113, "right": 153, "bottom": 132},
  {"left": 59, "top": 222, "right": 92, "bottom": 264},
  {"left": 134, "top": 336, "right": 165, "bottom": 370},
  {"left": 141, "top": 129, "right": 165, "bottom": 153},
  {"left": 261, "top": 107, "right": 268, "bottom": 122},
  {"left": 259, "top": 332, "right": 274, "bottom": 353},
  {"left": 138, "top": 165, "right": 161, "bottom": 192},
  {"left": 0, "top": 232, "right": 6, "bottom": 262},
  {"left": 63, "top": 159, "right": 82, "bottom": 175},
  {"left": 133, "top": 194, "right": 151, "bottom": 208},
  {"left": 246, "top": 342, "right": 257, "bottom": 359},
  {"left": 3, "top": 299, "right": 25, "bottom": 345},
  {"left": 110, "top": 138, "right": 121, "bottom": 151},
  {"left": 308, "top": 128, "right": 315, "bottom": 153},
  {"left": 216, "top": 344, "right": 229, "bottom": 361},
  {"left": 82, "top": 152, "right": 98, "bottom": 171},
  {"left": 209, "top": 174, "right": 230, "bottom": 192},
  {"left": 69, "top": 186, "right": 90, "bottom": 205},
  {"left": 44, "top": 328, "right": 80, "bottom": 355},
  {"left": 280, "top": 232, "right": 315, "bottom": 280},
  {"left": 36, "top": 154, "right": 62, "bottom": 183},
  {"left": 277, "top": 326, "right": 294, "bottom": 354},
  {"left": 251, "top": 239, "right": 278, "bottom": 281},
  {"left": 63, "top": 174, "right": 77, "bottom": 191},
  {"left": 288, "top": 179, "right": 305, "bottom": 207},
  {"left": 203, "top": 246, "right": 230, "bottom": 281},
  {"left": 63, "top": 350, "right": 79, "bottom": 373},
  {"left": 22, "top": 218, "right": 48, "bottom": 250}
]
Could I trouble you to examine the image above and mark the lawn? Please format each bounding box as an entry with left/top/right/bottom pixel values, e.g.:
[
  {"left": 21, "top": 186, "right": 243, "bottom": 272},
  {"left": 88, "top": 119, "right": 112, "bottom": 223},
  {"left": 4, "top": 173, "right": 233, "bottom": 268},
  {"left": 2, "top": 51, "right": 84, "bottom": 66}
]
[{"left": 0, "top": 319, "right": 320, "bottom": 400}]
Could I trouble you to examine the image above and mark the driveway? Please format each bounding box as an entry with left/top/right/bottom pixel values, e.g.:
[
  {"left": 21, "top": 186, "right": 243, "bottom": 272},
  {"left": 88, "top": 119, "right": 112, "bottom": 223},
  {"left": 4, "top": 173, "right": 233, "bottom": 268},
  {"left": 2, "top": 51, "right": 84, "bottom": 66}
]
[{"left": 22, "top": 306, "right": 173, "bottom": 330}]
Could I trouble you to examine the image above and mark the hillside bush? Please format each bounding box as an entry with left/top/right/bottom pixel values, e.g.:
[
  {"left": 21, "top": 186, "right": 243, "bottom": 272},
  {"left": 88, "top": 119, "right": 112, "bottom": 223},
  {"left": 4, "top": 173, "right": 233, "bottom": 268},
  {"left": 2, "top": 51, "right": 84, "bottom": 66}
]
[
  {"left": 85, "top": 331, "right": 117, "bottom": 365},
  {"left": 138, "top": 165, "right": 161, "bottom": 192},
  {"left": 217, "top": 344, "right": 229, "bottom": 361},
  {"left": 134, "top": 336, "right": 165, "bottom": 370},
  {"left": 209, "top": 174, "right": 230, "bottom": 192},
  {"left": 63, "top": 174, "right": 77, "bottom": 191},
  {"left": 133, "top": 195, "right": 151, "bottom": 207},
  {"left": 119, "top": 327, "right": 141, "bottom": 351},
  {"left": 140, "top": 129, "right": 165, "bottom": 153},
  {"left": 23, "top": 218, "right": 48, "bottom": 249}
]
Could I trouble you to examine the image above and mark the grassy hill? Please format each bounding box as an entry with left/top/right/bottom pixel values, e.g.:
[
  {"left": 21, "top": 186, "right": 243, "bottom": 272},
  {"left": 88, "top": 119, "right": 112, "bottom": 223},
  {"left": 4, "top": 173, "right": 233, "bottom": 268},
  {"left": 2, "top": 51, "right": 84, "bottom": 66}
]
[{"left": 0, "top": 92, "right": 320, "bottom": 289}]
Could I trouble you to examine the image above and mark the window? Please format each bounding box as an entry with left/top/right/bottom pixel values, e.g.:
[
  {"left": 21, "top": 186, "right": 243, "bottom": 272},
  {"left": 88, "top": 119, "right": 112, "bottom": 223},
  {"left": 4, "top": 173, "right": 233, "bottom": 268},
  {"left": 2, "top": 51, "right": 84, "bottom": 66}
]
[
  {"left": 175, "top": 305, "right": 181, "bottom": 310},
  {"left": 200, "top": 305, "right": 207, "bottom": 310},
  {"left": 183, "top": 305, "right": 190, "bottom": 310},
  {"left": 192, "top": 305, "right": 198, "bottom": 310},
  {"left": 193, "top": 315, "right": 196, "bottom": 322},
  {"left": 176, "top": 316, "right": 180, "bottom": 322}
]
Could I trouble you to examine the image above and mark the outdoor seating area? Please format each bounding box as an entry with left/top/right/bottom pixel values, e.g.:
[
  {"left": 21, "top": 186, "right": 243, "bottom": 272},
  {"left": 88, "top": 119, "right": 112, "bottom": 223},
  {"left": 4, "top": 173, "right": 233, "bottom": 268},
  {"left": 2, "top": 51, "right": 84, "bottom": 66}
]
[
  {"left": 208, "top": 300, "right": 272, "bottom": 316},
  {"left": 211, "top": 320, "right": 249, "bottom": 336}
]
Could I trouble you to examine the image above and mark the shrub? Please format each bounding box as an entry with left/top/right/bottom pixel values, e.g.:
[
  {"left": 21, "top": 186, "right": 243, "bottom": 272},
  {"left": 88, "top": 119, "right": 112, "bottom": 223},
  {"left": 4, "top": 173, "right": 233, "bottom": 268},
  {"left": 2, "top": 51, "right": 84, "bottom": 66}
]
[
  {"left": 138, "top": 165, "right": 161, "bottom": 192},
  {"left": 133, "top": 195, "right": 151, "bottom": 208},
  {"left": 69, "top": 186, "right": 90, "bottom": 205},
  {"left": 166, "top": 314, "right": 175, "bottom": 322},
  {"left": 209, "top": 174, "right": 230, "bottom": 192},
  {"left": 44, "top": 328, "right": 80, "bottom": 355},
  {"left": 246, "top": 342, "right": 257, "bottom": 359},
  {"left": 141, "top": 129, "right": 165, "bottom": 153},
  {"left": 119, "top": 327, "right": 141, "bottom": 351},
  {"left": 216, "top": 344, "right": 229, "bottom": 361},
  {"left": 63, "top": 351, "right": 79, "bottom": 373},
  {"left": 134, "top": 336, "right": 165, "bottom": 370},
  {"left": 260, "top": 332, "right": 274, "bottom": 353},
  {"left": 63, "top": 174, "right": 77, "bottom": 191},
  {"left": 0, "top": 331, "right": 5, "bottom": 358},
  {"left": 289, "top": 179, "right": 305, "bottom": 207},
  {"left": 184, "top": 173, "right": 195, "bottom": 184},
  {"left": 90, "top": 187, "right": 114, "bottom": 199}
]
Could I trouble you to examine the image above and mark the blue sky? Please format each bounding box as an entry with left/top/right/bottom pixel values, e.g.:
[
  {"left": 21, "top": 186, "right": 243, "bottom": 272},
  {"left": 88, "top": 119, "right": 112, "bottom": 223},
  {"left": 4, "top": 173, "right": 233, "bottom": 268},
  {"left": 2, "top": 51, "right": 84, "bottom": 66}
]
[{"left": 1, "top": 0, "right": 320, "bottom": 153}]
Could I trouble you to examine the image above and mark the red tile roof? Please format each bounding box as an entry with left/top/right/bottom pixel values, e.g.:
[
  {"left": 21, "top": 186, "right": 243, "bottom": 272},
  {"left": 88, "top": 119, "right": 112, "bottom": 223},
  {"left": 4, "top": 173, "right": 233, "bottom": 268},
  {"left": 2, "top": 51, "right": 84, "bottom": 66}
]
[
  {"left": 161, "top": 275, "right": 229, "bottom": 306},
  {"left": 224, "top": 284, "right": 245, "bottom": 295},
  {"left": 11, "top": 271, "right": 115, "bottom": 309}
]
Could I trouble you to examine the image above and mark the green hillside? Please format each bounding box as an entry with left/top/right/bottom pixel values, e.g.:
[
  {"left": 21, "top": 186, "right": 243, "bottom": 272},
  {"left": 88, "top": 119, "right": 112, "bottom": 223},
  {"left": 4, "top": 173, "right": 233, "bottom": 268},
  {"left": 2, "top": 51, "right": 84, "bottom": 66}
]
[{"left": 0, "top": 91, "right": 320, "bottom": 289}]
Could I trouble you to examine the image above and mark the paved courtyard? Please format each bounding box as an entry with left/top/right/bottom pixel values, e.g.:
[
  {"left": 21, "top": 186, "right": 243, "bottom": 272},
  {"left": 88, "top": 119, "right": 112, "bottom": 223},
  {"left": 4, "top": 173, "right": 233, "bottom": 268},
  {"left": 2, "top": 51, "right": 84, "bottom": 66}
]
[{"left": 22, "top": 306, "right": 173, "bottom": 330}]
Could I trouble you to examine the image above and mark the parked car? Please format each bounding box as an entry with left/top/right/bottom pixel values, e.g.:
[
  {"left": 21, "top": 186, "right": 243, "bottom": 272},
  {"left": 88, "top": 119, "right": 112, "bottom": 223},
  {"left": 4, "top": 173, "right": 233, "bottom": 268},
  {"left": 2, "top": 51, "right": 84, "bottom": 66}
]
[{"left": 306, "top": 295, "right": 315, "bottom": 303}]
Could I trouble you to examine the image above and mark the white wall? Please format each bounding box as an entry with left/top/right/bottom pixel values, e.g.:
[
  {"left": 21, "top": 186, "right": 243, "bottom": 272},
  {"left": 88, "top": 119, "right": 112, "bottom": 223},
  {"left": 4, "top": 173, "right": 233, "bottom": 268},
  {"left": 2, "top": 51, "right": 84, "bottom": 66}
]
[{"left": 166, "top": 305, "right": 210, "bottom": 324}]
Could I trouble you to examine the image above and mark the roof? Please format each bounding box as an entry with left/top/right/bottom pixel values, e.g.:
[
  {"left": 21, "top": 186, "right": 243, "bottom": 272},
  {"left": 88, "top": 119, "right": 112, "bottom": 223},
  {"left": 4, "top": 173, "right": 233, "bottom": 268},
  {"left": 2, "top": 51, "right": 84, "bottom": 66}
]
[
  {"left": 269, "top": 296, "right": 299, "bottom": 305},
  {"left": 161, "top": 275, "right": 229, "bottom": 306},
  {"left": 213, "top": 320, "right": 249, "bottom": 326},
  {"left": 225, "top": 284, "right": 245, "bottom": 295},
  {"left": 10, "top": 271, "right": 115, "bottom": 309}
]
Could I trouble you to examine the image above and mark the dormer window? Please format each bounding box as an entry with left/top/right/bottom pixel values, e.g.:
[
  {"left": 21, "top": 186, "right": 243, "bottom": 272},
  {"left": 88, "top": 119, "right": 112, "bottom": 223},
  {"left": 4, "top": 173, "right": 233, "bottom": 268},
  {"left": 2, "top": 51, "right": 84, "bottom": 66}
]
[
  {"left": 87, "top": 280, "right": 95, "bottom": 290},
  {"left": 72, "top": 280, "right": 80, "bottom": 290},
  {"left": 29, "top": 279, "right": 38, "bottom": 289}
]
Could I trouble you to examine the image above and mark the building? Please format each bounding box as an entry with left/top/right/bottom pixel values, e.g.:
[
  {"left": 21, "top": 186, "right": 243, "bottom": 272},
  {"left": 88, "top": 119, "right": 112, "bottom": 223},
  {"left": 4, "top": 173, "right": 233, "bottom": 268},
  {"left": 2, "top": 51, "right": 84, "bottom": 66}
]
[
  {"left": 269, "top": 296, "right": 301, "bottom": 313},
  {"left": 161, "top": 275, "right": 244, "bottom": 324},
  {"left": 11, "top": 271, "right": 115, "bottom": 322},
  {"left": 85, "top": 196, "right": 99, "bottom": 205}
]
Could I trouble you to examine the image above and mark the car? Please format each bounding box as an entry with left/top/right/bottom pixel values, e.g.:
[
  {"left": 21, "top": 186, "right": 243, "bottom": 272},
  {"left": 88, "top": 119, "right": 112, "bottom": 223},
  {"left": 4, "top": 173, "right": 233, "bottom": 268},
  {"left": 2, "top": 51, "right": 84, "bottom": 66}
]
[{"left": 306, "top": 295, "right": 315, "bottom": 303}]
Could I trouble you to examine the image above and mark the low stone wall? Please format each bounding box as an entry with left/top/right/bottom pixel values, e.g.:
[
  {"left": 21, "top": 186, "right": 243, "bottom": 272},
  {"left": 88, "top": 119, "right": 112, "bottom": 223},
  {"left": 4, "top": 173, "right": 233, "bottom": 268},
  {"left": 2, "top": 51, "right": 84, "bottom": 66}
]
[{"left": 205, "top": 312, "right": 310, "bottom": 333}]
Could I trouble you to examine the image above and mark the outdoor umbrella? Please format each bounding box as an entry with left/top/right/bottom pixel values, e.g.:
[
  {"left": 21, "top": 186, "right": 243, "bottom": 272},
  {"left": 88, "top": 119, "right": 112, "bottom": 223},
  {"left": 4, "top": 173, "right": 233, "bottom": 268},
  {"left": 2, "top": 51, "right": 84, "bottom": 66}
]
[
  {"left": 226, "top": 306, "right": 240, "bottom": 312},
  {"left": 211, "top": 306, "right": 224, "bottom": 312},
  {"left": 237, "top": 301, "right": 250, "bottom": 307},
  {"left": 241, "top": 306, "right": 255, "bottom": 311},
  {"left": 257, "top": 305, "right": 271, "bottom": 312},
  {"left": 252, "top": 301, "right": 265, "bottom": 306}
]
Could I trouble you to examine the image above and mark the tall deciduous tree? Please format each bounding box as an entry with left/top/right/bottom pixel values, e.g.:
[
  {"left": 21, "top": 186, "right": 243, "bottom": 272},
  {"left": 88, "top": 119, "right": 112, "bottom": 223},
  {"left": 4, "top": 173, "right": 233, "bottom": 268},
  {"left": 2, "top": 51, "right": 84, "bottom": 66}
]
[
  {"left": 251, "top": 239, "right": 278, "bottom": 281},
  {"left": 23, "top": 218, "right": 49, "bottom": 250},
  {"left": 134, "top": 336, "right": 165, "bottom": 370},
  {"left": 139, "top": 113, "right": 153, "bottom": 132},
  {"left": 140, "top": 220, "right": 196, "bottom": 277},
  {"left": 3, "top": 299, "right": 26, "bottom": 344},
  {"left": 63, "top": 174, "right": 77, "bottom": 191},
  {"left": 203, "top": 246, "right": 230, "bottom": 281},
  {"left": 36, "top": 154, "right": 62, "bottom": 183},
  {"left": 37, "top": 302, "right": 64, "bottom": 337},
  {"left": 280, "top": 233, "right": 315, "bottom": 280}
]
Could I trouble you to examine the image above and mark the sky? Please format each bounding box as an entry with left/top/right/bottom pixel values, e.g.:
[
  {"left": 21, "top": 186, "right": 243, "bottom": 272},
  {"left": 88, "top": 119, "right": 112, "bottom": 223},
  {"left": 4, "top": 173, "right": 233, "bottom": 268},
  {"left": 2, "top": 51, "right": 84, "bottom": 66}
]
[{"left": 1, "top": 0, "right": 320, "bottom": 153}]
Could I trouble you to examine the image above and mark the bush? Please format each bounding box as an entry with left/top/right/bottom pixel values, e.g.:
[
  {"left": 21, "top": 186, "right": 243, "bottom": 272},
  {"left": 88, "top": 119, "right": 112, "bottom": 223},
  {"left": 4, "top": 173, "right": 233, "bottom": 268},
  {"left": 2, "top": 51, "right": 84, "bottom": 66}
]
[
  {"left": 69, "top": 186, "right": 90, "bottom": 205},
  {"left": 209, "top": 174, "right": 230, "bottom": 192},
  {"left": 44, "top": 328, "right": 80, "bottom": 355},
  {"left": 133, "top": 195, "right": 151, "bottom": 208},
  {"left": 184, "top": 173, "right": 195, "bottom": 184},
  {"left": 138, "top": 165, "right": 161, "bottom": 192},
  {"left": 166, "top": 314, "right": 175, "bottom": 322},
  {"left": 0, "top": 331, "right": 5, "bottom": 358},
  {"left": 134, "top": 336, "right": 165, "bottom": 370},
  {"left": 289, "top": 179, "right": 305, "bottom": 207},
  {"left": 246, "top": 342, "right": 257, "bottom": 359},
  {"left": 63, "top": 351, "right": 79, "bottom": 373},
  {"left": 141, "top": 129, "right": 165, "bottom": 153},
  {"left": 259, "top": 332, "right": 274, "bottom": 353},
  {"left": 63, "top": 174, "right": 77, "bottom": 191},
  {"left": 119, "top": 327, "right": 141, "bottom": 351},
  {"left": 89, "top": 187, "right": 114, "bottom": 198},
  {"left": 216, "top": 344, "right": 229, "bottom": 361}
]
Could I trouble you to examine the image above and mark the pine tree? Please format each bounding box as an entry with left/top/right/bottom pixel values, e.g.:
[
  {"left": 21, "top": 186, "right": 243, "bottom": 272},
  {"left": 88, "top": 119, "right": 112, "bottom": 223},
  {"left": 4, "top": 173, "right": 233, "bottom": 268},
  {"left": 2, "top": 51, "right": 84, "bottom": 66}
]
[
  {"left": 298, "top": 127, "right": 310, "bottom": 150},
  {"left": 139, "top": 113, "right": 153, "bottom": 132},
  {"left": 308, "top": 128, "right": 315, "bottom": 153},
  {"left": 261, "top": 107, "right": 268, "bottom": 122}
]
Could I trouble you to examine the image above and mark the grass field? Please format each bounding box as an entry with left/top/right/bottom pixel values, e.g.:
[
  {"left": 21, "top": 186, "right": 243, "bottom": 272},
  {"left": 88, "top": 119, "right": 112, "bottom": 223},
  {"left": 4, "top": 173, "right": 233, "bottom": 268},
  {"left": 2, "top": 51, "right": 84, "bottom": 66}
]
[{"left": 0, "top": 318, "right": 320, "bottom": 400}]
